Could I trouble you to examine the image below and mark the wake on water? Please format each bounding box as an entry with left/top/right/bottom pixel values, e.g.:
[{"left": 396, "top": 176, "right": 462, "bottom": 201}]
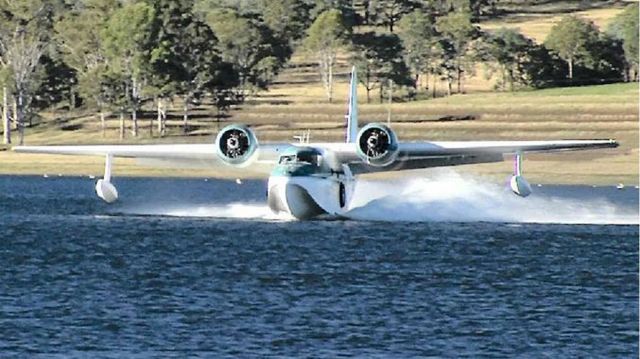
[
  {"left": 347, "top": 172, "right": 638, "bottom": 225},
  {"left": 118, "top": 171, "right": 638, "bottom": 225}
]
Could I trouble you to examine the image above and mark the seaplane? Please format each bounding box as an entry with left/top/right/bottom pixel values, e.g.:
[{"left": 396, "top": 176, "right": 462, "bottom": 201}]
[{"left": 14, "top": 67, "right": 618, "bottom": 220}]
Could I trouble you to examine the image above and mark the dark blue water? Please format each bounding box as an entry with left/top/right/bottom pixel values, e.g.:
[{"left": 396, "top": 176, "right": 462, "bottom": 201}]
[{"left": 0, "top": 176, "right": 637, "bottom": 357}]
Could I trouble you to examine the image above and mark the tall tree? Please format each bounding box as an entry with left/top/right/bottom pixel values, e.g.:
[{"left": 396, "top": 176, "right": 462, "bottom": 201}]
[
  {"left": 148, "top": 0, "right": 228, "bottom": 134},
  {"left": 351, "top": 32, "right": 412, "bottom": 103},
  {"left": 436, "top": 9, "right": 478, "bottom": 94},
  {"left": 101, "top": 2, "right": 155, "bottom": 137},
  {"left": 256, "top": 0, "right": 311, "bottom": 43},
  {"left": 310, "top": 0, "right": 358, "bottom": 27},
  {"left": 432, "top": 0, "right": 497, "bottom": 19},
  {"left": 397, "top": 9, "right": 437, "bottom": 93},
  {"left": 203, "top": 8, "right": 282, "bottom": 99},
  {"left": 303, "top": 9, "right": 349, "bottom": 103},
  {"left": 480, "top": 28, "right": 535, "bottom": 91},
  {"left": 0, "top": 0, "right": 52, "bottom": 144},
  {"left": 370, "top": 0, "right": 417, "bottom": 32},
  {"left": 55, "top": 0, "right": 118, "bottom": 136},
  {"left": 32, "top": 53, "right": 76, "bottom": 110},
  {"left": 544, "top": 15, "right": 599, "bottom": 80},
  {"left": 607, "top": 4, "right": 639, "bottom": 81}
]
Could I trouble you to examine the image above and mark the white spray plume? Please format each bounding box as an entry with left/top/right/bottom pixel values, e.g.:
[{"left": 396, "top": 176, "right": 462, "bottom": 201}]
[
  {"left": 346, "top": 170, "right": 638, "bottom": 225},
  {"left": 115, "top": 171, "right": 637, "bottom": 224},
  {"left": 120, "top": 202, "right": 294, "bottom": 221}
]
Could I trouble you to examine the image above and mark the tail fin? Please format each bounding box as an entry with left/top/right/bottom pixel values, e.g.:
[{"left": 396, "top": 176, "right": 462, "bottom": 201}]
[{"left": 345, "top": 66, "right": 358, "bottom": 143}]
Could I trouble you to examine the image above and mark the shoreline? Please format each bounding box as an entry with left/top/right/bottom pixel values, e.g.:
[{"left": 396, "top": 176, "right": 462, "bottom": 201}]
[
  {"left": 1, "top": 173, "right": 636, "bottom": 188},
  {"left": 1, "top": 151, "right": 635, "bottom": 186}
]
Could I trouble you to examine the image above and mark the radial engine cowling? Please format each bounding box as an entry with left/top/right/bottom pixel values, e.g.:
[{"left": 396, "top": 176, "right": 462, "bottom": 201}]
[
  {"left": 215, "top": 124, "right": 259, "bottom": 166},
  {"left": 356, "top": 123, "right": 399, "bottom": 167}
]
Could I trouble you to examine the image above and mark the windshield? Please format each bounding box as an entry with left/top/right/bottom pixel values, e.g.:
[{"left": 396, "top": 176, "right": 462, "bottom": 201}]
[
  {"left": 278, "top": 155, "right": 295, "bottom": 165},
  {"left": 296, "top": 152, "right": 317, "bottom": 165},
  {"left": 278, "top": 151, "right": 320, "bottom": 166}
]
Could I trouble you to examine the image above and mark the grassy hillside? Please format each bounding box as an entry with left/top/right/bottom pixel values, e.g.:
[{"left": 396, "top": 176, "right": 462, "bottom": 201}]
[{"left": 481, "top": 5, "right": 630, "bottom": 43}]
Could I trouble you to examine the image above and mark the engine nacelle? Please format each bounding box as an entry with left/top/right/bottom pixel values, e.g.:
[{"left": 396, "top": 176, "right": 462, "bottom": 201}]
[
  {"left": 356, "top": 123, "right": 399, "bottom": 167},
  {"left": 215, "top": 124, "right": 259, "bottom": 166}
]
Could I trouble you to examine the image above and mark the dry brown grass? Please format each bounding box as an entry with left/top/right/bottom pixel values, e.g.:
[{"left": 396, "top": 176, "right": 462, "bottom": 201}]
[{"left": 480, "top": 7, "right": 629, "bottom": 43}]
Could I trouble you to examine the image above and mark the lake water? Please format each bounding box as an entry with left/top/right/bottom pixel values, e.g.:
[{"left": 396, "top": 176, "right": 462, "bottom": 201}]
[{"left": 0, "top": 174, "right": 637, "bottom": 357}]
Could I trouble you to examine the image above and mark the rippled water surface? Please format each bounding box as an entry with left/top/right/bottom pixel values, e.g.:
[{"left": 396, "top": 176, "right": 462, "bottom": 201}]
[{"left": 0, "top": 176, "right": 637, "bottom": 357}]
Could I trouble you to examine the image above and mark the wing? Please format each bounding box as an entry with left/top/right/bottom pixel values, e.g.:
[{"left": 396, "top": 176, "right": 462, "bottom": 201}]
[
  {"left": 319, "top": 139, "right": 618, "bottom": 174},
  {"left": 13, "top": 139, "right": 618, "bottom": 177},
  {"left": 13, "top": 143, "right": 292, "bottom": 178}
]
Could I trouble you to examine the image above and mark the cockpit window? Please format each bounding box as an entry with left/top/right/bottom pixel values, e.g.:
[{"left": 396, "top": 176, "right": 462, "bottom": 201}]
[
  {"left": 279, "top": 155, "right": 295, "bottom": 164},
  {"left": 278, "top": 151, "right": 321, "bottom": 166},
  {"left": 296, "top": 152, "right": 316, "bottom": 165}
]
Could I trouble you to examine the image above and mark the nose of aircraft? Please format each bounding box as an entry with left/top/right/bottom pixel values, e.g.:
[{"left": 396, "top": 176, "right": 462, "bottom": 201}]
[{"left": 267, "top": 177, "right": 326, "bottom": 220}]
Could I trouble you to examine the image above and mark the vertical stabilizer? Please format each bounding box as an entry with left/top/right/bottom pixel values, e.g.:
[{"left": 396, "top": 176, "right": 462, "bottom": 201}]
[{"left": 345, "top": 66, "right": 358, "bottom": 143}]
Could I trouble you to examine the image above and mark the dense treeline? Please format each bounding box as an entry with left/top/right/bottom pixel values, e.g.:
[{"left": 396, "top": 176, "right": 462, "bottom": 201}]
[{"left": 0, "top": 0, "right": 637, "bottom": 145}]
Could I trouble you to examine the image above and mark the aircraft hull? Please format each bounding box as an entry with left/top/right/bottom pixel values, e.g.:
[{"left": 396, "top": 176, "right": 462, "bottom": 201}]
[{"left": 267, "top": 176, "right": 347, "bottom": 220}]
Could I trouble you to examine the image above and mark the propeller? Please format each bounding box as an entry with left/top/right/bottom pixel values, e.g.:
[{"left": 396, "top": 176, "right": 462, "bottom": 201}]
[
  {"left": 220, "top": 129, "right": 250, "bottom": 158},
  {"left": 363, "top": 127, "right": 390, "bottom": 158}
]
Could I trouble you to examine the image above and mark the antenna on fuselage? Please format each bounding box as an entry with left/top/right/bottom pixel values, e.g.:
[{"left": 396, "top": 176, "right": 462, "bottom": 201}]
[{"left": 293, "top": 129, "right": 311, "bottom": 144}]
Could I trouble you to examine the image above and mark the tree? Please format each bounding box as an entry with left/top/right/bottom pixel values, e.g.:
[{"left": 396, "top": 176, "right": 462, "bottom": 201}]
[
  {"left": 0, "top": 0, "right": 52, "bottom": 145},
  {"left": 370, "top": 0, "right": 417, "bottom": 32},
  {"left": 480, "top": 28, "right": 534, "bottom": 91},
  {"left": 256, "top": 0, "right": 311, "bottom": 43},
  {"left": 203, "top": 8, "right": 282, "bottom": 99},
  {"left": 480, "top": 28, "right": 568, "bottom": 90},
  {"left": 98, "top": 68, "right": 130, "bottom": 140},
  {"left": 435, "top": 0, "right": 497, "bottom": 19},
  {"left": 469, "top": 0, "right": 496, "bottom": 18},
  {"left": 437, "top": 39, "right": 457, "bottom": 96},
  {"left": 77, "top": 65, "right": 114, "bottom": 137},
  {"left": 544, "top": 15, "right": 599, "bottom": 80},
  {"left": 303, "top": 9, "right": 349, "bottom": 103},
  {"left": 148, "top": 0, "right": 229, "bottom": 134},
  {"left": 607, "top": 4, "right": 639, "bottom": 81},
  {"left": 436, "top": 10, "right": 478, "bottom": 94},
  {"left": 310, "top": 0, "right": 358, "bottom": 27},
  {"left": 351, "top": 32, "right": 412, "bottom": 103},
  {"left": 101, "top": 2, "right": 155, "bottom": 138},
  {"left": 397, "top": 9, "right": 437, "bottom": 93},
  {"left": 207, "top": 61, "right": 240, "bottom": 120},
  {"left": 145, "top": 0, "right": 191, "bottom": 136},
  {"left": 32, "top": 53, "right": 76, "bottom": 111},
  {"left": 585, "top": 34, "right": 626, "bottom": 84},
  {"left": 519, "top": 44, "right": 565, "bottom": 89},
  {"left": 55, "top": 0, "right": 118, "bottom": 136}
]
